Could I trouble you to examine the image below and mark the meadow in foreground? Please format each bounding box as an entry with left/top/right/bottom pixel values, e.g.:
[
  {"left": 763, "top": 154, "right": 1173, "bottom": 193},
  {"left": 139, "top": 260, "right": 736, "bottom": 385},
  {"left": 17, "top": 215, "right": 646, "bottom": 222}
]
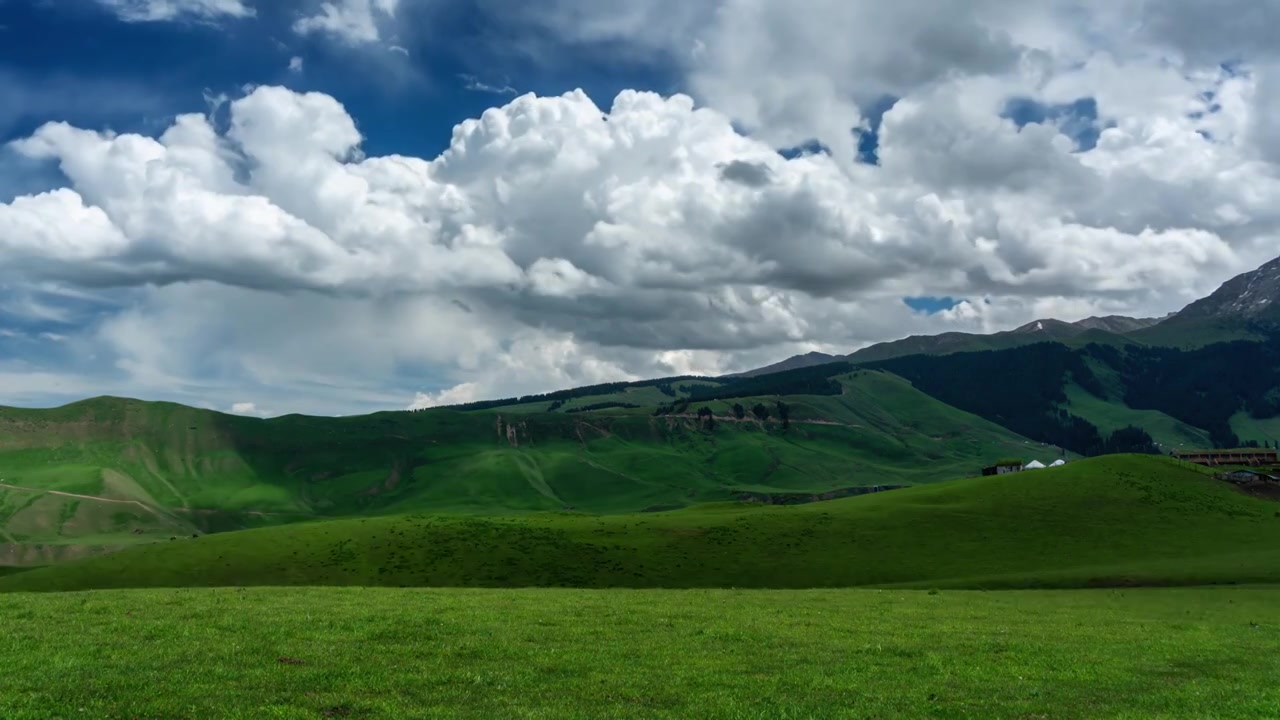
[{"left": 2, "top": 586, "right": 1278, "bottom": 719}]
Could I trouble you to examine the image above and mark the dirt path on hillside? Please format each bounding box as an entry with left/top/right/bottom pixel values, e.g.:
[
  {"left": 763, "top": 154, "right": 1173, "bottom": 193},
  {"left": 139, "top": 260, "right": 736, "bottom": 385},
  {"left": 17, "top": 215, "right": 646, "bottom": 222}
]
[
  {"left": 665, "top": 413, "right": 862, "bottom": 428},
  {"left": 0, "top": 481, "right": 164, "bottom": 512},
  {"left": 172, "top": 508, "right": 312, "bottom": 518},
  {"left": 0, "top": 481, "right": 302, "bottom": 519}
]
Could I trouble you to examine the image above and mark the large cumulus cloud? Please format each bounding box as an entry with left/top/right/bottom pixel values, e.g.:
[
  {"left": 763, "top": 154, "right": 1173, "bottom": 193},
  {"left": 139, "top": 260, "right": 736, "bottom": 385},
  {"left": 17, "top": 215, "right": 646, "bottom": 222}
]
[{"left": 7, "top": 0, "right": 1280, "bottom": 414}]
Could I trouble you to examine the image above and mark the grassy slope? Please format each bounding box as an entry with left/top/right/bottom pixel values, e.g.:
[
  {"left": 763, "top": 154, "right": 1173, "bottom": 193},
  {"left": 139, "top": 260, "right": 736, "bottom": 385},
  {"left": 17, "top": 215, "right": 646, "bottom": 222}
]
[
  {"left": 847, "top": 324, "right": 1133, "bottom": 363},
  {"left": 2, "top": 587, "right": 1278, "bottom": 720},
  {"left": 1232, "top": 412, "right": 1280, "bottom": 447},
  {"left": 1127, "top": 316, "right": 1265, "bottom": 348},
  {"left": 1064, "top": 383, "right": 1212, "bottom": 451},
  {"left": 7, "top": 455, "right": 1280, "bottom": 593},
  {"left": 1063, "top": 357, "right": 1214, "bottom": 451},
  {"left": 0, "top": 374, "right": 1035, "bottom": 554}
]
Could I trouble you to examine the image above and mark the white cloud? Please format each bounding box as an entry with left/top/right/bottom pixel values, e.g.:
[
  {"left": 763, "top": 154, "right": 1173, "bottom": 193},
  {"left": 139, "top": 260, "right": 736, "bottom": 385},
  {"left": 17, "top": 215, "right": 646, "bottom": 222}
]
[
  {"left": 460, "top": 74, "right": 516, "bottom": 96},
  {"left": 294, "top": 0, "right": 401, "bottom": 45},
  {"left": 288, "top": 56, "right": 305, "bottom": 73},
  {"left": 8, "top": 1, "right": 1280, "bottom": 413},
  {"left": 408, "top": 384, "right": 479, "bottom": 409},
  {"left": 96, "top": 0, "right": 254, "bottom": 22}
]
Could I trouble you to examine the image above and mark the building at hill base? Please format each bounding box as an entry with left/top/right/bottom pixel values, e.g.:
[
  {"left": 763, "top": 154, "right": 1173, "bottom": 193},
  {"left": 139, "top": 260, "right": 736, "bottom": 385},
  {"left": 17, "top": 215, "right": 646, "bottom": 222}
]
[{"left": 1173, "top": 449, "right": 1279, "bottom": 467}]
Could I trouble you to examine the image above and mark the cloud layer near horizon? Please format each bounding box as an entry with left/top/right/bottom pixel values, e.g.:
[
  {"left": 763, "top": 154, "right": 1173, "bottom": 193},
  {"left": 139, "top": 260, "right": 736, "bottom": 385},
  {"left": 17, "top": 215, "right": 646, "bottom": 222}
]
[{"left": 6, "top": 0, "right": 1280, "bottom": 415}]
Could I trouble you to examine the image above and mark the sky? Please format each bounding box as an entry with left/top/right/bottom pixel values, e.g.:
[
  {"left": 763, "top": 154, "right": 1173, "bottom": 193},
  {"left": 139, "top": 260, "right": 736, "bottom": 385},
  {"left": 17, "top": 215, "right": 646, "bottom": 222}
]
[{"left": 2, "top": 0, "right": 1280, "bottom": 417}]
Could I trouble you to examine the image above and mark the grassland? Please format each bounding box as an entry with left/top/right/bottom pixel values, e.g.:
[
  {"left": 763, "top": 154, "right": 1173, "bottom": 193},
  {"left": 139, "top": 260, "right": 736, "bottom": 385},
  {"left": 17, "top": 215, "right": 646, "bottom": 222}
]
[
  {"left": 0, "top": 372, "right": 1036, "bottom": 555},
  {"left": 0, "top": 586, "right": 1277, "bottom": 719},
  {"left": 1064, "top": 383, "right": 1212, "bottom": 452},
  {"left": 6, "top": 455, "right": 1279, "bottom": 593},
  {"left": 1231, "top": 411, "right": 1280, "bottom": 447}
]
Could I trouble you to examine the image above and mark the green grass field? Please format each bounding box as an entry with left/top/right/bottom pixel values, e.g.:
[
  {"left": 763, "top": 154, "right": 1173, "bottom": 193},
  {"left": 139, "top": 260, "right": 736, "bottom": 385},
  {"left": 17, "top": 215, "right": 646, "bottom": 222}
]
[
  {"left": 1064, "top": 383, "right": 1213, "bottom": 452},
  {"left": 1, "top": 586, "right": 1277, "bottom": 719},
  {"left": 7, "top": 455, "right": 1279, "bottom": 593},
  {"left": 1231, "top": 412, "right": 1280, "bottom": 447},
  {"left": 0, "top": 374, "right": 1037, "bottom": 555}
]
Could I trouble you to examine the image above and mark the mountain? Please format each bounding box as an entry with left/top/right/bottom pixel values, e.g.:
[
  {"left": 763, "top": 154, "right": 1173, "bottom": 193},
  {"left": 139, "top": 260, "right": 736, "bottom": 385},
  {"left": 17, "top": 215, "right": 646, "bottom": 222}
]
[
  {"left": 719, "top": 257, "right": 1280, "bottom": 461},
  {"left": 844, "top": 316, "right": 1128, "bottom": 364},
  {"left": 1175, "top": 255, "right": 1280, "bottom": 322},
  {"left": 1126, "top": 256, "right": 1280, "bottom": 347},
  {"left": 1072, "top": 315, "right": 1165, "bottom": 333},
  {"left": 728, "top": 351, "right": 837, "bottom": 378},
  {"left": 741, "top": 254, "right": 1280, "bottom": 372}
]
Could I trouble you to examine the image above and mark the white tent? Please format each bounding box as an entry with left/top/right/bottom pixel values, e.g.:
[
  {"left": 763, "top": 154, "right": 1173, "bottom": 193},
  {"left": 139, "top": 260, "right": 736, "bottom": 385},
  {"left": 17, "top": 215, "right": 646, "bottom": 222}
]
[
  {"left": 1025, "top": 460, "right": 1047, "bottom": 469},
  {"left": 1049, "top": 459, "right": 1066, "bottom": 467}
]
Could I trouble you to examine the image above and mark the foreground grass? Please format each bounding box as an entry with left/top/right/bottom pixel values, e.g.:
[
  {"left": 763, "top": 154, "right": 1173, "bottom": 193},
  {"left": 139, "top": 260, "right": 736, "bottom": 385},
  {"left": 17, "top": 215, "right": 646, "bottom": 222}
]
[{"left": 1, "top": 587, "right": 1278, "bottom": 719}]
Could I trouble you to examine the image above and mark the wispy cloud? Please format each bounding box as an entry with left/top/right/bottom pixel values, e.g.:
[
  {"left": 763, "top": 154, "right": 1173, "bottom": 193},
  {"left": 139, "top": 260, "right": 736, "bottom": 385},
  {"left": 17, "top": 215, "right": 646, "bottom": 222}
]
[
  {"left": 95, "top": 0, "right": 255, "bottom": 23},
  {"left": 459, "top": 73, "right": 516, "bottom": 95}
]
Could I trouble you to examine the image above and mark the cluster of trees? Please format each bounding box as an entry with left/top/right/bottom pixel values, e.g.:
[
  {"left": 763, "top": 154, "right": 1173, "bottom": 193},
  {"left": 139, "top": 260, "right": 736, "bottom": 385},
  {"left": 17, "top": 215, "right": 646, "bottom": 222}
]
[
  {"left": 440, "top": 359, "right": 854, "bottom": 418},
  {"left": 442, "top": 375, "right": 712, "bottom": 412},
  {"left": 658, "top": 399, "right": 793, "bottom": 433},
  {"left": 654, "top": 363, "right": 851, "bottom": 416},
  {"left": 1092, "top": 425, "right": 1160, "bottom": 456},
  {"left": 684, "top": 363, "right": 851, "bottom": 402},
  {"left": 566, "top": 402, "right": 639, "bottom": 414},
  {"left": 652, "top": 398, "right": 692, "bottom": 417}
]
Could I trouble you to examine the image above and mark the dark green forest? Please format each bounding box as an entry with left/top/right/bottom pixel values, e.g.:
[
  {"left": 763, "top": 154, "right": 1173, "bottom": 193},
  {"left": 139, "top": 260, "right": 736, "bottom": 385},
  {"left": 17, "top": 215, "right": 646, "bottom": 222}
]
[
  {"left": 1086, "top": 338, "right": 1280, "bottom": 448},
  {"left": 869, "top": 338, "right": 1280, "bottom": 454}
]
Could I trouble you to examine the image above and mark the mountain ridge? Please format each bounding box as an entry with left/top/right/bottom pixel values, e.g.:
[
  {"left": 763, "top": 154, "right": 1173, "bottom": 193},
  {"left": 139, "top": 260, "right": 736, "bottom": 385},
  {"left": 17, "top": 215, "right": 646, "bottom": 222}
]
[{"left": 740, "top": 254, "right": 1279, "bottom": 373}]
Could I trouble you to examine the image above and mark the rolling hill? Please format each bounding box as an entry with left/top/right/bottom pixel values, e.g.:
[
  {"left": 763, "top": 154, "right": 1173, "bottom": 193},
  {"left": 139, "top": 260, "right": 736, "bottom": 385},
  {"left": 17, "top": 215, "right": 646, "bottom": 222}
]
[
  {"left": 4, "top": 454, "right": 1278, "bottom": 593},
  {"left": 0, "top": 369, "right": 1041, "bottom": 562}
]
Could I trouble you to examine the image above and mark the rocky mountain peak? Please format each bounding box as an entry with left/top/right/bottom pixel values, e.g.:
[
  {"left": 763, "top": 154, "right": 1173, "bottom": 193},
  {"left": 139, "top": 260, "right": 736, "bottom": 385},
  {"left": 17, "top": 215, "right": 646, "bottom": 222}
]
[{"left": 1175, "top": 255, "right": 1280, "bottom": 321}]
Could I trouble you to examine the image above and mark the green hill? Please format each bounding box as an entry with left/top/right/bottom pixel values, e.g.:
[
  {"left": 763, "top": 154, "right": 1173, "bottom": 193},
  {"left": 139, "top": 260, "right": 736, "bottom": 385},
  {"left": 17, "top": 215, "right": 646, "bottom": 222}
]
[
  {"left": 0, "top": 371, "right": 1037, "bottom": 560},
  {"left": 6, "top": 455, "right": 1278, "bottom": 593}
]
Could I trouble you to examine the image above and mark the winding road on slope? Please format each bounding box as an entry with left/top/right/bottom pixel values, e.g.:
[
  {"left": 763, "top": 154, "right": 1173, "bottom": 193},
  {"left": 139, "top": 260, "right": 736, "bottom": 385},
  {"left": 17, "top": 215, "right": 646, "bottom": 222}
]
[{"left": 0, "top": 481, "right": 303, "bottom": 519}]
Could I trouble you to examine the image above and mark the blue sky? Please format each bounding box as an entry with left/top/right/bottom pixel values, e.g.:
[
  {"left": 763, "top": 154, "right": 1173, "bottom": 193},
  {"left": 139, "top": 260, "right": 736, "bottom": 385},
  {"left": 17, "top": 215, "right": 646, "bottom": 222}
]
[
  {"left": 0, "top": 0, "right": 1276, "bottom": 415},
  {"left": 0, "top": 1, "right": 680, "bottom": 162}
]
